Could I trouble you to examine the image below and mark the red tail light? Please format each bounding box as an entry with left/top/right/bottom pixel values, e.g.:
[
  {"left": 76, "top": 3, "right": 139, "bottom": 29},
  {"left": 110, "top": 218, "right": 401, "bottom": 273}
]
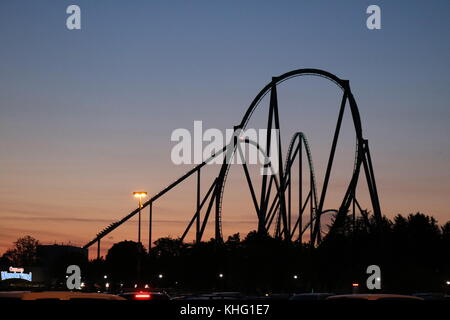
[{"left": 135, "top": 293, "right": 151, "bottom": 300}]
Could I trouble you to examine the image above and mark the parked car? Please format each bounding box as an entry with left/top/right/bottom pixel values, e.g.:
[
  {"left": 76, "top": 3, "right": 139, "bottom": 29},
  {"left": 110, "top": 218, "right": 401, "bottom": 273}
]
[
  {"left": 118, "top": 291, "right": 170, "bottom": 300},
  {"left": 326, "top": 294, "right": 423, "bottom": 301},
  {"left": 290, "top": 293, "right": 335, "bottom": 301},
  {"left": 171, "top": 292, "right": 243, "bottom": 300},
  {"left": 412, "top": 292, "right": 445, "bottom": 300},
  {"left": 0, "top": 291, "right": 125, "bottom": 301}
]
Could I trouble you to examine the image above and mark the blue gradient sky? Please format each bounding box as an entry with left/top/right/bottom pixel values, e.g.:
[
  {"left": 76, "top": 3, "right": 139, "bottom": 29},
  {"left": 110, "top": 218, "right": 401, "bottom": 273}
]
[{"left": 1, "top": 1, "right": 449, "bottom": 257}]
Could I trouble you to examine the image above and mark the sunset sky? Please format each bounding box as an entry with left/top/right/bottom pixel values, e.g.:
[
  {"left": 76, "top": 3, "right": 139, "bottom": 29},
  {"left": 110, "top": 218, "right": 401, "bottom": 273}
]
[{"left": 1, "top": 1, "right": 449, "bottom": 259}]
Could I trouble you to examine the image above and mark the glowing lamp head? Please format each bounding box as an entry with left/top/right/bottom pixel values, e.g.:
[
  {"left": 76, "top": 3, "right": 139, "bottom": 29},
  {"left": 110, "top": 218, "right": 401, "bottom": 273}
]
[
  {"left": 133, "top": 191, "right": 148, "bottom": 198},
  {"left": 352, "top": 283, "right": 359, "bottom": 288}
]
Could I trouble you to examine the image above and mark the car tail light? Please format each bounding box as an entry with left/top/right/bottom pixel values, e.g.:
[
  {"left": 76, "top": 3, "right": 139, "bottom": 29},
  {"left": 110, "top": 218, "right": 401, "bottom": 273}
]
[{"left": 135, "top": 293, "right": 151, "bottom": 300}]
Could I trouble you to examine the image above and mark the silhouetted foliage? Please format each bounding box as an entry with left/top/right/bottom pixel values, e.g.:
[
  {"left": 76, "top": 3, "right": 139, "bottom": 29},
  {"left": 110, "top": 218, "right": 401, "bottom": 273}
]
[
  {"left": 88, "top": 212, "right": 449, "bottom": 293},
  {"left": 105, "top": 240, "right": 146, "bottom": 283},
  {"left": 0, "top": 236, "right": 39, "bottom": 266},
  {"left": 5, "top": 213, "right": 448, "bottom": 294}
]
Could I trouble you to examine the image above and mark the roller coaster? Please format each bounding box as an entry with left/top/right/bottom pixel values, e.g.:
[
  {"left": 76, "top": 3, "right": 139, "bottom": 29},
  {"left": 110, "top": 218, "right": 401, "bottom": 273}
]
[{"left": 84, "top": 68, "right": 382, "bottom": 259}]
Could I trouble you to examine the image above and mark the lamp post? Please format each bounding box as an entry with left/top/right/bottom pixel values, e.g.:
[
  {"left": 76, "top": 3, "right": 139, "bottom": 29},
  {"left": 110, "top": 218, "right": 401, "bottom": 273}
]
[
  {"left": 352, "top": 282, "right": 359, "bottom": 294},
  {"left": 133, "top": 191, "right": 147, "bottom": 244},
  {"left": 133, "top": 191, "right": 147, "bottom": 286},
  {"left": 218, "top": 273, "right": 224, "bottom": 291}
]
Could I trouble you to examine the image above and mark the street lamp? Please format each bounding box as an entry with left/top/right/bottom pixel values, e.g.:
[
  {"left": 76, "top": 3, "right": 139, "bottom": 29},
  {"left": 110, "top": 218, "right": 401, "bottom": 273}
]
[
  {"left": 133, "top": 191, "right": 148, "bottom": 244},
  {"left": 134, "top": 191, "right": 147, "bottom": 286}
]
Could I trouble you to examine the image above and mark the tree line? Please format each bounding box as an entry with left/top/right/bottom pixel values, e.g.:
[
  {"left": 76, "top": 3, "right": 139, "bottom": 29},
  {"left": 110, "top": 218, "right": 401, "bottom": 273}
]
[
  {"left": 1, "top": 212, "right": 450, "bottom": 294},
  {"left": 85, "top": 212, "right": 450, "bottom": 294}
]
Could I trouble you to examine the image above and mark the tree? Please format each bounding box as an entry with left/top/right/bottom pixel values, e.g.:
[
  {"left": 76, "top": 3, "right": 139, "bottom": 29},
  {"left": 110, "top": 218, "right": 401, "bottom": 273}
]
[
  {"left": 1, "top": 236, "right": 39, "bottom": 266},
  {"left": 105, "top": 240, "right": 146, "bottom": 282},
  {"left": 152, "top": 237, "right": 185, "bottom": 258}
]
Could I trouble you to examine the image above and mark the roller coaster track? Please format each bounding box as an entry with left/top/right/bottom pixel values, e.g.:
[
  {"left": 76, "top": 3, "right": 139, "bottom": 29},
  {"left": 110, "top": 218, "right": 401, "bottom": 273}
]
[
  {"left": 84, "top": 68, "right": 383, "bottom": 256},
  {"left": 285, "top": 132, "right": 318, "bottom": 206}
]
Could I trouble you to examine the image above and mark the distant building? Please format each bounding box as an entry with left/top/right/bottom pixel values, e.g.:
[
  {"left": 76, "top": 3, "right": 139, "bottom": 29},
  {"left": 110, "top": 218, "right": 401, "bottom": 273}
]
[{"left": 36, "top": 244, "right": 88, "bottom": 285}]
